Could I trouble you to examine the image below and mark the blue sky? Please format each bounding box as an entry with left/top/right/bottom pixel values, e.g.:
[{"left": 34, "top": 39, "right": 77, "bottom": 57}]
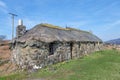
[{"left": 0, "top": 0, "right": 120, "bottom": 41}]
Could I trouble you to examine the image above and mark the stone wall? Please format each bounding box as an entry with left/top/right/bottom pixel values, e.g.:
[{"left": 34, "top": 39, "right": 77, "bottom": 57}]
[
  {"left": 12, "top": 41, "right": 49, "bottom": 69},
  {"left": 12, "top": 40, "right": 103, "bottom": 69},
  {"left": 104, "top": 44, "right": 120, "bottom": 51},
  {"left": 48, "top": 42, "right": 71, "bottom": 64},
  {"left": 16, "top": 25, "right": 26, "bottom": 38},
  {"left": 71, "top": 42, "right": 102, "bottom": 58}
]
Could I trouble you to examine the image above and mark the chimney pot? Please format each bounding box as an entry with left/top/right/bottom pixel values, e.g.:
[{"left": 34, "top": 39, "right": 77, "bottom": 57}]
[{"left": 18, "top": 19, "right": 23, "bottom": 25}]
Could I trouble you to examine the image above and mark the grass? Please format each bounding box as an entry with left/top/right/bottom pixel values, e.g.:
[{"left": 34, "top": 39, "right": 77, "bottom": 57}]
[{"left": 0, "top": 50, "right": 120, "bottom": 80}]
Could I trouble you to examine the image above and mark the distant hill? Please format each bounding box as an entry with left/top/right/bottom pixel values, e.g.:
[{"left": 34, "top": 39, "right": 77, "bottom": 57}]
[{"left": 105, "top": 38, "right": 120, "bottom": 45}]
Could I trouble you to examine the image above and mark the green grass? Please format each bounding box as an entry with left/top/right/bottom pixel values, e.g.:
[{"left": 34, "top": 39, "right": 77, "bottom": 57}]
[
  {"left": 1, "top": 50, "right": 120, "bottom": 80},
  {"left": 0, "top": 73, "right": 26, "bottom": 80}
]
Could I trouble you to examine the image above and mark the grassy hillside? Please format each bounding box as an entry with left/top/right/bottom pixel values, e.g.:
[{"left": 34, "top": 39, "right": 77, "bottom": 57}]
[{"left": 1, "top": 50, "right": 120, "bottom": 80}]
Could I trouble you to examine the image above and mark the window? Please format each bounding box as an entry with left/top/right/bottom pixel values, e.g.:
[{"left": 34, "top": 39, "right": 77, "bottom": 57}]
[{"left": 49, "top": 43, "right": 54, "bottom": 55}]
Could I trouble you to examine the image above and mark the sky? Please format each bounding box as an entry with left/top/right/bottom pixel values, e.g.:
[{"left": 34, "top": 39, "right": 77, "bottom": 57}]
[{"left": 0, "top": 0, "right": 120, "bottom": 41}]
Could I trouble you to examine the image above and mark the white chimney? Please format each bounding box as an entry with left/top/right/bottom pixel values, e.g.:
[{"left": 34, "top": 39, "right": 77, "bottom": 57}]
[{"left": 18, "top": 19, "right": 23, "bottom": 25}]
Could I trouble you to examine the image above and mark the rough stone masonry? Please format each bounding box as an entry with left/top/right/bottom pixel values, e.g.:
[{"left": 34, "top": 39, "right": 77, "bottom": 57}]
[{"left": 11, "top": 22, "right": 103, "bottom": 70}]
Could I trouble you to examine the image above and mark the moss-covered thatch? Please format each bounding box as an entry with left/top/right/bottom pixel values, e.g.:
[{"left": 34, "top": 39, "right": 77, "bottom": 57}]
[
  {"left": 40, "top": 23, "right": 71, "bottom": 30},
  {"left": 17, "top": 23, "right": 102, "bottom": 43}
]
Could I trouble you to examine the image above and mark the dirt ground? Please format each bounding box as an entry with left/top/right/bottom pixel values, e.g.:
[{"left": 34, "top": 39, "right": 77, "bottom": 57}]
[
  {"left": 0, "top": 40, "right": 11, "bottom": 59},
  {"left": 0, "top": 40, "right": 17, "bottom": 76}
]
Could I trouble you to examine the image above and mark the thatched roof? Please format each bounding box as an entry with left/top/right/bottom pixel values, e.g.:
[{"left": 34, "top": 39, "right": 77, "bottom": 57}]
[{"left": 17, "top": 23, "right": 102, "bottom": 43}]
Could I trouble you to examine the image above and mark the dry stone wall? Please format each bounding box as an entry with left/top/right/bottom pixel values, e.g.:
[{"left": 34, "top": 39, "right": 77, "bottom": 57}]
[
  {"left": 12, "top": 41, "right": 49, "bottom": 69},
  {"left": 12, "top": 40, "right": 103, "bottom": 70}
]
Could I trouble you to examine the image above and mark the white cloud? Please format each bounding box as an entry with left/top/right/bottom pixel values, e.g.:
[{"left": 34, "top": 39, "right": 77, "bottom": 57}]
[
  {"left": 0, "top": 0, "right": 6, "bottom": 8},
  {"left": 102, "top": 20, "right": 120, "bottom": 31},
  {"left": 0, "top": 0, "right": 8, "bottom": 13},
  {"left": 94, "top": 1, "right": 118, "bottom": 15}
]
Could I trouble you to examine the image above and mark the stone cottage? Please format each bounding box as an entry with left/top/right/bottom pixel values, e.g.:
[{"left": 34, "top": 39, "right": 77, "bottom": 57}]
[{"left": 11, "top": 22, "right": 103, "bottom": 69}]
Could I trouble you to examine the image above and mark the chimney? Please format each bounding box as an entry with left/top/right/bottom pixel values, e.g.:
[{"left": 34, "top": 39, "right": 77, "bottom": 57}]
[{"left": 16, "top": 19, "right": 26, "bottom": 38}]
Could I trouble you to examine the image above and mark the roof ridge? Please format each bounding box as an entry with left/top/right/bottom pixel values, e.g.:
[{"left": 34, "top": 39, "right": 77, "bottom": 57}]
[
  {"left": 40, "top": 23, "right": 69, "bottom": 30},
  {"left": 39, "top": 23, "right": 91, "bottom": 34}
]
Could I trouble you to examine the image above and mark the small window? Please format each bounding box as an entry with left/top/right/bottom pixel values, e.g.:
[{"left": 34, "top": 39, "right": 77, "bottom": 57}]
[{"left": 49, "top": 43, "right": 54, "bottom": 55}]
